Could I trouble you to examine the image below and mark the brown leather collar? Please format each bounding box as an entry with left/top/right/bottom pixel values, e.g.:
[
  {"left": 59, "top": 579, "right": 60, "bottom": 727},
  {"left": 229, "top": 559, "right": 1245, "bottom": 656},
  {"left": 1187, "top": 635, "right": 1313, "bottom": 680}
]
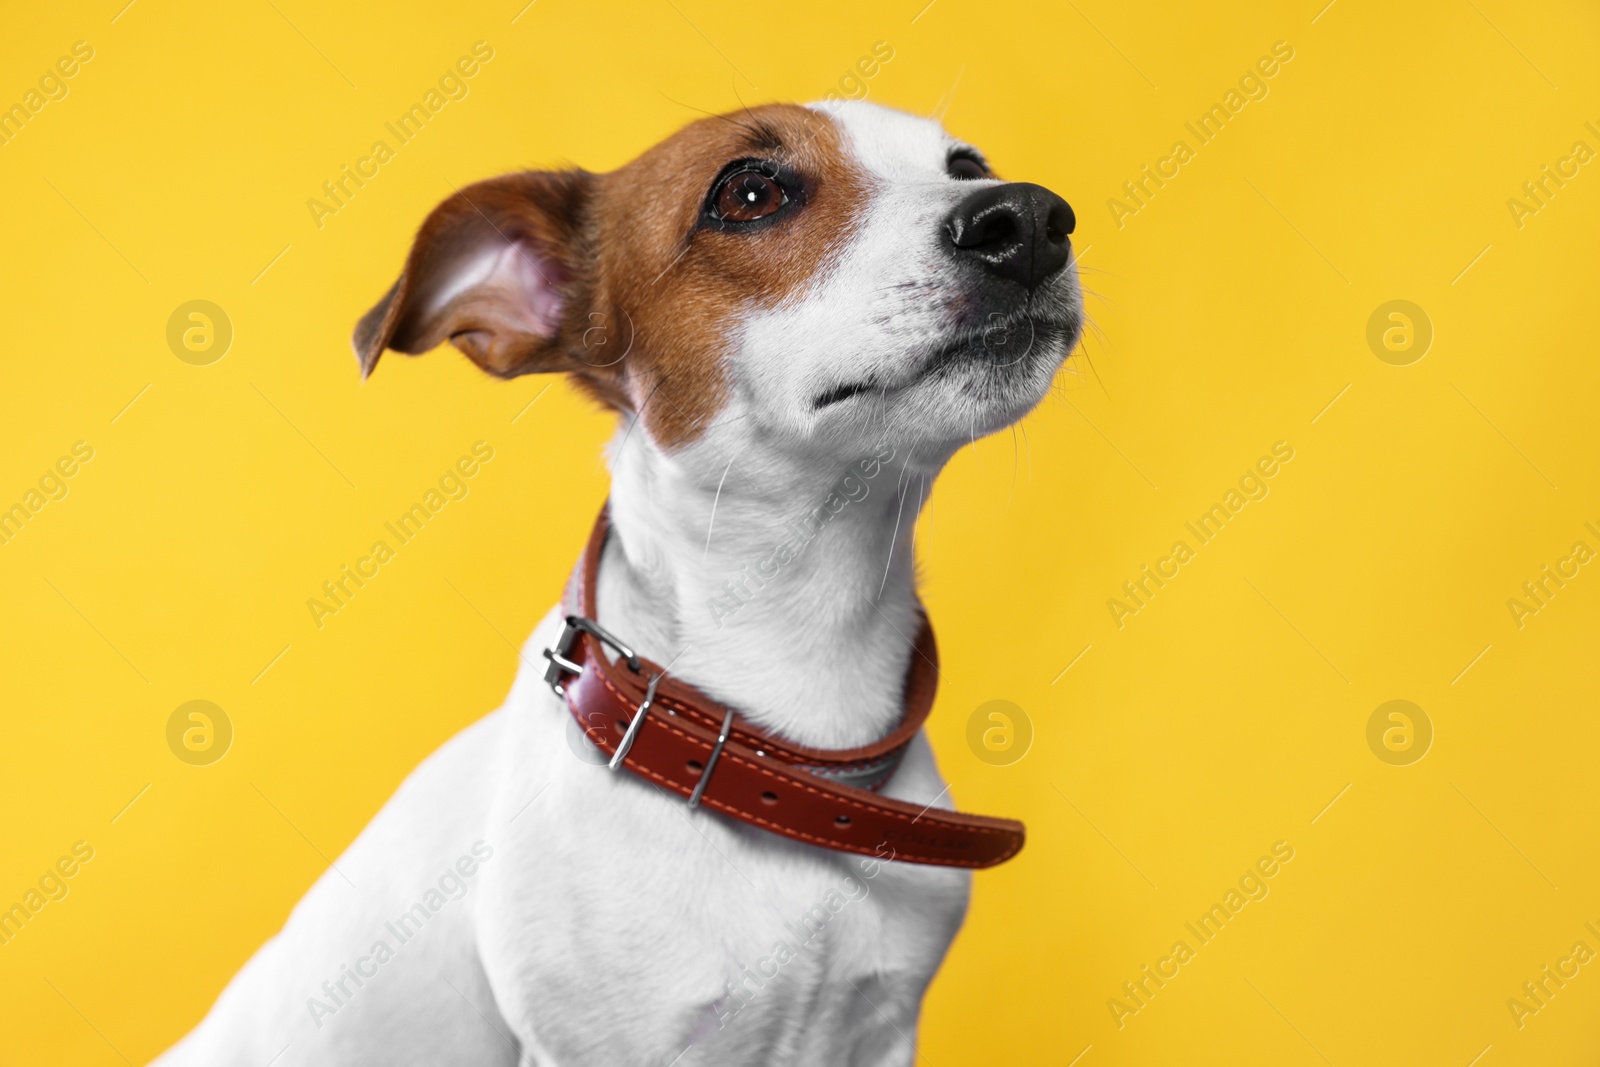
[{"left": 541, "top": 507, "right": 1025, "bottom": 869}]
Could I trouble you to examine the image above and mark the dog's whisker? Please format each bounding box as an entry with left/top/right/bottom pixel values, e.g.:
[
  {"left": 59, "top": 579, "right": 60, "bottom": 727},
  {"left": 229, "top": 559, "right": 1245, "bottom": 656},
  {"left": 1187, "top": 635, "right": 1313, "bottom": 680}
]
[
  {"left": 703, "top": 454, "right": 734, "bottom": 560},
  {"left": 1008, "top": 424, "right": 1020, "bottom": 509}
]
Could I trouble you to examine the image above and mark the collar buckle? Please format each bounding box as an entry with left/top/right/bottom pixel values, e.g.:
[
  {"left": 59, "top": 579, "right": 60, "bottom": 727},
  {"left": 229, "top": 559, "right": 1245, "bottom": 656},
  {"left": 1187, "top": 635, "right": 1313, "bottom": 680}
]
[{"left": 542, "top": 614, "right": 642, "bottom": 698}]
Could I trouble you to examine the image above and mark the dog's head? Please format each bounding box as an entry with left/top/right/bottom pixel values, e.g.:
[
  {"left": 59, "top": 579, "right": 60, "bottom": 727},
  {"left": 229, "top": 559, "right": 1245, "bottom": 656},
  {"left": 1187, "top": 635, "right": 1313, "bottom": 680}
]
[{"left": 355, "top": 101, "right": 1080, "bottom": 468}]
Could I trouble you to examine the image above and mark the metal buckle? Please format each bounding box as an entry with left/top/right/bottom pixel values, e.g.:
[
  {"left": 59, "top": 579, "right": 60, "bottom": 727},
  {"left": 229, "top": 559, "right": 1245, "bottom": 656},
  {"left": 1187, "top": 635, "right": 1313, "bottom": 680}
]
[
  {"left": 542, "top": 614, "right": 642, "bottom": 698},
  {"left": 688, "top": 707, "right": 737, "bottom": 809},
  {"left": 544, "top": 613, "right": 729, "bottom": 809}
]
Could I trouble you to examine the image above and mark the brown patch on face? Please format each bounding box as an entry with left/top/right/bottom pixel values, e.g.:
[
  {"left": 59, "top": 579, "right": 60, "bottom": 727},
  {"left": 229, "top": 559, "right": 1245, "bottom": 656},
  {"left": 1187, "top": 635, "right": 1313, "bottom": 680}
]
[
  {"left": 353, "top": 103, "right": 868, "bottom": 450},
  {"left": 586, "top": 103, "right": 869, "bottom": 447}
]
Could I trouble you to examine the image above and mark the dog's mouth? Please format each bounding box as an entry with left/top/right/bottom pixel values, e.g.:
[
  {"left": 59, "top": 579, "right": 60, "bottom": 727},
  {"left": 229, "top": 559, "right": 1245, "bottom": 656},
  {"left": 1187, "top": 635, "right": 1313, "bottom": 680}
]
[{"left": 811, "top": 313, "right": 1079, "bottom": 410}]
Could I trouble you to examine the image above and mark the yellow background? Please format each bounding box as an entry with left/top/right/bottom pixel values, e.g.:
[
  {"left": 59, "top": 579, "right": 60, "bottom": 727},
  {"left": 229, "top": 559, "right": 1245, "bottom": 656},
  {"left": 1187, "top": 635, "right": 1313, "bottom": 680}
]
[{"left": 3, "top": 0, "right": 1598, "bottom": 1063}]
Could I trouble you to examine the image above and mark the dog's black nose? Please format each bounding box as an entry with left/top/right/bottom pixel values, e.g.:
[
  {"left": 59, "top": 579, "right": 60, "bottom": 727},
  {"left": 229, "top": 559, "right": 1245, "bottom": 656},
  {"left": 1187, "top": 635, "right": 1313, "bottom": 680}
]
[{"left": 945, "top": 182, "right": 1075, "bottom": 290}]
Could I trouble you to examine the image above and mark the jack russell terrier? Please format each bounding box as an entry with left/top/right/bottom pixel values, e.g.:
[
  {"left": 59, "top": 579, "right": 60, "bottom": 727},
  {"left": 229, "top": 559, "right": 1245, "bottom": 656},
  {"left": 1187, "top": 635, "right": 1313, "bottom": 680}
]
[{"left": 156, "top": 99, "right": 1079, "bottom": 1067}]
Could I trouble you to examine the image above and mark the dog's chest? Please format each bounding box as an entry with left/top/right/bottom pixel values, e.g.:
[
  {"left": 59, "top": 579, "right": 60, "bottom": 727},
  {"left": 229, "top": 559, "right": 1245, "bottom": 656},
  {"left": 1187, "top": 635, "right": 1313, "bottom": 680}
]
[{"left": 474, "top": 664, "right": 970, "bottom": 1066}]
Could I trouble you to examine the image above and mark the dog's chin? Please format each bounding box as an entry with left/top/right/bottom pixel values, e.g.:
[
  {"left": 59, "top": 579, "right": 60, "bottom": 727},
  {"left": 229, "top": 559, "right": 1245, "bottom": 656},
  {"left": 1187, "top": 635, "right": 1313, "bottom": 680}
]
[
  {"left": 814, "top": 312, "right": 1077, "bottom": 402},
  {"left": 918, "top": 315, "right": 1078, "bottom": 383},
  {"left": 897, "top": 313, "right": 1079, "bottom": 433},
  {"left": 796, "top": 316, "right": 1075, "bottom": 464}
]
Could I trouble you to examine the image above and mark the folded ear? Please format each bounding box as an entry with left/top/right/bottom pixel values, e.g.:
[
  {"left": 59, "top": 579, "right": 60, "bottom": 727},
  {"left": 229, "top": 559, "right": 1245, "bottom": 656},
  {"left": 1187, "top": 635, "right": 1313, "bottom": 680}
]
[{"left": 352, "top": 170, "right": 595, "bottom": 379}]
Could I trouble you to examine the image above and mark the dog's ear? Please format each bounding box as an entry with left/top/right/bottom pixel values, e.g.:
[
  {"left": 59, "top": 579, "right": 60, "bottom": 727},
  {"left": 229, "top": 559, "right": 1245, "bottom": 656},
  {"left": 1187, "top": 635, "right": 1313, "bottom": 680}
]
[{"left": 353, "top": 170, "right": 595, "bottom": 379}]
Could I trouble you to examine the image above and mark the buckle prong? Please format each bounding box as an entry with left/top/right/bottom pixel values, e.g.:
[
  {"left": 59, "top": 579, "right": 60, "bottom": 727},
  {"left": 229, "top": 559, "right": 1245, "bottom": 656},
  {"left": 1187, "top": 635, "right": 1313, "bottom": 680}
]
[{"left": 542, "top": 648, "right": 582, "bottom": 675}]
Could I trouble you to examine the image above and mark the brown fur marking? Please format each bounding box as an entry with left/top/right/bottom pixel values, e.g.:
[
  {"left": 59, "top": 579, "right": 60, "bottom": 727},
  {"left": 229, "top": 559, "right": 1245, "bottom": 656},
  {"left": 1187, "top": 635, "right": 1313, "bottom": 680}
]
[{"left": 353, "top": 103, "right": 869, "bottom": 450}]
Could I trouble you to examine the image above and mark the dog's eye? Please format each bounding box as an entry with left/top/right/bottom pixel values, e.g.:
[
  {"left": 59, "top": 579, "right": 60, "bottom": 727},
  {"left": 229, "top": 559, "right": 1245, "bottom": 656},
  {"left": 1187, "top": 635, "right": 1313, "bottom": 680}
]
[
  {"left": 713, "top": 170, "right": 786, "bottom": 223},
  {"left": 947, "top": 151, "right": 988, "bottom": 181}
]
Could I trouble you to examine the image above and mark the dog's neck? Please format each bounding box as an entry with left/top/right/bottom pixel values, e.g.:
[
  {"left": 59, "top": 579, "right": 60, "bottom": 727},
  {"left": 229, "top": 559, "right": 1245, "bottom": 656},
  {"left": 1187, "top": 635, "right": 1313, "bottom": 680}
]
[{"left": 592, "top": 425, "right": 934, "bottom": 750}]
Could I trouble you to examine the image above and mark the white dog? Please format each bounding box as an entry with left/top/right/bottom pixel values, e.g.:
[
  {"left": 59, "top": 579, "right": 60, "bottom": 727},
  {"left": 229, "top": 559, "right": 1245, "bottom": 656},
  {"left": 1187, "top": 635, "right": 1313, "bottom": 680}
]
[{"left": 155, "top": 99, "right": 1079, "bottom": 1067}]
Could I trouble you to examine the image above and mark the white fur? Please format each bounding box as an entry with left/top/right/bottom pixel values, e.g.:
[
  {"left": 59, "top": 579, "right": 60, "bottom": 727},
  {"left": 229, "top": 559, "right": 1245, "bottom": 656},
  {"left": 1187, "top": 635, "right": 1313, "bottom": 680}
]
[{"left": 154, "top": 101, "right": 1078, "bottom": 1066}]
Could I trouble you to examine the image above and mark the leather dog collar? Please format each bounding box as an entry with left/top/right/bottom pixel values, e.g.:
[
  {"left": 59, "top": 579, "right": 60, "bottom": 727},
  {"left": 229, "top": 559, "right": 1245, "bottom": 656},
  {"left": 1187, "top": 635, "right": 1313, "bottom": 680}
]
[{"left": 541, "top": 507, "right": 1025, "bottom": 869}]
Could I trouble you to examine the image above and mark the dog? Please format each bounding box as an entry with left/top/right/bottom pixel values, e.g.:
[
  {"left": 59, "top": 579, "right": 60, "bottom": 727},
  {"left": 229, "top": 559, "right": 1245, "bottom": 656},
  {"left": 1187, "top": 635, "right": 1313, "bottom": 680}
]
[{"left": 155, "top": 99, "right": 1079, "bottom": 1067}]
